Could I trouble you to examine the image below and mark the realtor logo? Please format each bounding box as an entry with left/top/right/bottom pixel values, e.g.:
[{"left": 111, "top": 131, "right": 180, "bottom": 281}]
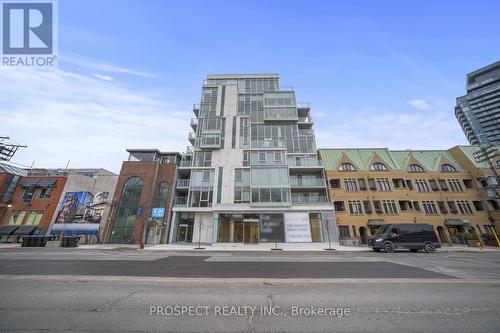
[{"left": 1, "top": 0, "right": 58, "bottom": 67}]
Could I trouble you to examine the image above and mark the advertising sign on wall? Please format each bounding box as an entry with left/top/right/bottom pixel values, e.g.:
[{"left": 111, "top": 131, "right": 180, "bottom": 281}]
[
  {"left": 284, "top": 212, "right": 312, "bottom": 242},
  {"left": 51, "top": 191, "right": 109, "bottom": 237},
  {"left": 259, "top": 213, "right": 285, "bottom": 243}
]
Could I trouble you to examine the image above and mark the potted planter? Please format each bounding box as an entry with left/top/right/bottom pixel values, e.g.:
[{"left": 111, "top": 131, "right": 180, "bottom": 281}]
[
  {"left": 481, "top": 233, "right": 500, "bottom": 247},
  {"left": 457, "top": 232, "right": 480, "bottom": 247}
]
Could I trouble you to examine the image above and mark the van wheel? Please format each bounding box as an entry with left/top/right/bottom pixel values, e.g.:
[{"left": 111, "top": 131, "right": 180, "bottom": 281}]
[
  {"left": 384, "top": 243, "right": 395, "bottom": 253},
  {"left": 424, "top": 243, "right": 435, "bottom": 253},
  {"left": 410, "top": 249, "right": 419, "bottom": 253}
]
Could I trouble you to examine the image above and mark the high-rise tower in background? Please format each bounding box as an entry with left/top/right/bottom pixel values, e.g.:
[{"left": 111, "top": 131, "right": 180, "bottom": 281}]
[
  {"left": 169, "top": 74, "right": 338, "bottom": 245},
  {"left": 455, "top": 61, "right": 500, "bottom": 145}
]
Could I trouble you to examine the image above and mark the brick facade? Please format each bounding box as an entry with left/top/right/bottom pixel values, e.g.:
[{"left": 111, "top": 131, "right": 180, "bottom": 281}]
[{"left": 105, "top": 160, "right": 177, "bottom": 244}]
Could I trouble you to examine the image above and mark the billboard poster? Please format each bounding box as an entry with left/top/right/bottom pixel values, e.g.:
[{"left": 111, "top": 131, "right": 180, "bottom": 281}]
[
  {"left": 259, "top": 213, "right": 285, "bottom": 243},
  {"left": 285, "top": 212, "right": 312, "bottom": 242},
  {"left": 52, "top": 191, "right": 109, "bottom": 237}
]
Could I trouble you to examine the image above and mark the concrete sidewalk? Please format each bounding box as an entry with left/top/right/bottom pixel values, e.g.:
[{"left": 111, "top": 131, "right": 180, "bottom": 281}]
[{"left": 1, "top": 242, "right": 499, "bottom": 252}]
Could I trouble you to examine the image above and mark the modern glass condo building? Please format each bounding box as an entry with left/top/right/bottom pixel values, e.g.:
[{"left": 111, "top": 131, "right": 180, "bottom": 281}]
[
  {"left": 169, "top": 74, "right": 338, "bottom": 245},
  {"left": 455, "top": 61, "right": 500, "bottom": 145}
]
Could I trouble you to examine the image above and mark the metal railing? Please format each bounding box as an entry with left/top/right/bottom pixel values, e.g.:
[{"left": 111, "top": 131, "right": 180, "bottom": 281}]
[
  {"left": 296, "top": 102, "right": 311, "bottom": 109},
  {"left": 174, "top": 196, "right": 188, "bottom": 206},
  {"left": 177, "top": 179, "right": 190, "bottom": 188}
]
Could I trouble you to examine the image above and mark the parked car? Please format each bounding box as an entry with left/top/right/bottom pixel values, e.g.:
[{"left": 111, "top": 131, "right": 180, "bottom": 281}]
[{"left": 368, "top": 223, "right": 441, "bottom": 253}]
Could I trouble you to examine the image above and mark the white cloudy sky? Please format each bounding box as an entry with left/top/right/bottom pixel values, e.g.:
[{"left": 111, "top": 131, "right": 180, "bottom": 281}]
[
  {"left": 4, "top": 1, "right": 495, "bottom": 174},
  {"left": 0, "top": 61, "right": 466, "bottom": 174}
]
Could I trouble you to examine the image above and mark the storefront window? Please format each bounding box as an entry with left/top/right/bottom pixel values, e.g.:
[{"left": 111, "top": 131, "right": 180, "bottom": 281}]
[
  {"left": 25, "top": 211, "right": 43, "bottom": 226},
  {"left": 309, "top": 213, "right": 324, "bottom": 242},
  {"left": 7, "top": 210, "right": 26, "bottom": 225}
]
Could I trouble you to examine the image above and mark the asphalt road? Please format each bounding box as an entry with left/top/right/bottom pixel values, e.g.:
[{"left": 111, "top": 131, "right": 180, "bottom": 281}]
[{"left": 0, "top": 248, "right": 499, "bottom": 332}]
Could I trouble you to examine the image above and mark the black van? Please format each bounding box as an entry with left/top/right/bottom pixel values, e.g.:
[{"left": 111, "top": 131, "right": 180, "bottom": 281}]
[{"left": 368, "top": 223, "right": 441, "bottom": 253}]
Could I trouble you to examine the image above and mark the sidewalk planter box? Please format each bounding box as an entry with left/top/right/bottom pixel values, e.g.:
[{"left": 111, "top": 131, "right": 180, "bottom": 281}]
[
  {"left": 46, "top": 240, "right": 61, "bottom": 248},
  {"left": 484, "top": 239, "right": 500, "bottom": 247},
  {"left": 60, "top": 236, "right": 80, "bottom": 248},
  {"left": 465, "top": 239, "right": 479, "bottom": 247}
]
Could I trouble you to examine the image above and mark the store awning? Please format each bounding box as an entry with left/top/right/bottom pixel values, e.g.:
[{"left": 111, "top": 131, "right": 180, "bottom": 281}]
[
  {"left": 368, "top": 219, "right": 385, "bottom": 226},
  {"left": 50, "top": 223, "right": 99, "bottom": 236},
  {"left": 0, "top": 226, "right": 19, "bottom": 235},
  {"left": 37, "top": 179, "right": 57, "bottom": 187},
  {"left": 20, "top": 178, "right": 57, "bottom": 187},
  {"left": 12, "top": 225, "right": 38, "bottom": 235},
  {"left": 444, "top": 219, "right": 464, "bottom": 226},
  {"left": 20, "top": 178, "right": 40, "bottom": 187}
]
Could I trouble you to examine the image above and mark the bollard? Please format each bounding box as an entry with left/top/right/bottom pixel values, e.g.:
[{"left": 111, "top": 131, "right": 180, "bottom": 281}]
[{"left": 477, "top": 242, "right": 484, "bottom": 251}]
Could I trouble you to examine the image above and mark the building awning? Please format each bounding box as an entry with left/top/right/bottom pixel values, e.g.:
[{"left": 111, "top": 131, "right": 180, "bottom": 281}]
[
  {"left": 50, "top": 223, "right": 99, "bottom": 236},
  {"left": 368, "top": 219, "right": 385, "bottom": 226},
  {"left": 37, "top": 179, "right": 57, "bottom": 187},
  {"left": 20, "top": 178, "right": 57, "bottom": 187},
  {"left": 0, "top": 225, "right": 19, "bottom": 235},
  {"left": 444, "top": 219, "right": 464, "bottom": 226},
  {"left": 12, "top": 225, "right": 38, "bottom": 235},
  {"left": 20, "top": 178, "right": 40, "bottom": 187}
]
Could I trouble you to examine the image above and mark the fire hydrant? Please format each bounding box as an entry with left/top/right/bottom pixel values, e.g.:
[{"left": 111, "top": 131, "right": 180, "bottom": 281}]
[{"left": 477, "top": 242, "right": 484, "bottom": 250}]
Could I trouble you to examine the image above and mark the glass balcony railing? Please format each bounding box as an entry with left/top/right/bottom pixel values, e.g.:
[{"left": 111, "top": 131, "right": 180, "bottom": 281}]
[
  {"left": 177, "top": 179, "right": 190, "bottom": 188},
  {"left": 251, "top": 139, "right": 286, "bottom": 149},
  {"left": 264, "top": 107, "right": 298, "bottom": 121},
  {"left": 179, "top": 159, "right": 192, "bottom": 167},
  {"left": 174, "top": 196, "right": 188, "bottom": 206},
  {"left": 290, "top": 178, "right": 326, "bottom": 187},
  {"left": 190, "top": 118, "right": 198, "bottom": 129},
  {"left": 298, "top": 116, "right": 313, "bottom": 123},
  {"left": 291, "top": 195, "right": 329, "bottom": 205},
  {"left": 188, "top": 132, "right": 196, "bottom": 143},
  {"left": 193, "top": 104, "right": 200, "bottom": 116},
  {"left": 287, "top": 158, "right": 323, "bottom": 167}
]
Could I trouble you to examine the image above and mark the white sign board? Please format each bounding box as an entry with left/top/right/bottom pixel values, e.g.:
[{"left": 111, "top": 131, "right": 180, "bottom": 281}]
[{"left": 285, "top": 213, "right": 312, "bottom": 242}]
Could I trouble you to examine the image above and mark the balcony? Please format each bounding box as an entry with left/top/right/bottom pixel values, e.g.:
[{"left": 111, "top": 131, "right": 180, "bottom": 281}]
[
  {"left": 296, "top": 102, "right": 311, "bottom": 109},
  {"left": 298, "top": 116, "right": 313, "bottom": 123},
  {"left": 251, "top": 139, "right": 286, "bottom": 149},
  {"left": 291, "top": 195, "right": 329, "bottom": 205},
  {"left": 290, "top": 177, "right": 326, "bottom": 188},
  {"left": 287, "top": 158, "right": 323, "bottom": 168},
  {"left": 200, "top": 116, "right": 224, "bottom": 133},
  {"left": 177, "top": 179, "right": 190, "bottom": 188},
  {"left": 193, "top": 104, "right": 200, "bottom": 117},
  {"left": 188, "top": 132, "right": 196, "bottom": 145},
  {"left": 174, "top": 196, "right": 188, "bottom": 206},
  {"left": 263, "top": 107, "right": 298, "bottom": 121},
  {"left": 179, "top": 159, "right": 193, "bottom": 168},
  {"left": 197, "top": 134, "right": 221, "bottom": 149},
  {"left": 190, "top": 118, "right": 198, "bottom": 131}
]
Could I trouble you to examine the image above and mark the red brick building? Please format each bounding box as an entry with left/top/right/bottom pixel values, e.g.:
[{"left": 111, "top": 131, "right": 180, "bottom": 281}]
[
  {"left": 0, "top": 166, "right": 118, "bottom": 242},
  {"left": 104, "top": 149, "right": 179, "bottom": 244}
]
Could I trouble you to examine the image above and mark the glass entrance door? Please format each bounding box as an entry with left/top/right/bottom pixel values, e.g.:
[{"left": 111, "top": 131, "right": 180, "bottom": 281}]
[
  {"left": 243, "top": 220, "right": 259, "bottom": 244},
  {"left": 177, "top": 224, "right": 189, "bottom": 243}
]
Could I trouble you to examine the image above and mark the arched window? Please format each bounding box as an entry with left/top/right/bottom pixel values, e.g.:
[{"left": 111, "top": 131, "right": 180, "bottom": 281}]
[
  {"left": 441, "top": 164, "right": 457, "bottom": 172},
  {"left": 371, "top": 162, "right": 387, "bottom": 171},
  {"left": 408, "top": 164, "right": 425, "bottom": 172},
  {"left": 111, "top": 177, "right": 143, "bottom": 243},
  {"left": 339, "top": 163, "right": 355, "bottom": 171},
  {"left": 154, "top": 182, "right": 169, "bottom": 208}
]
